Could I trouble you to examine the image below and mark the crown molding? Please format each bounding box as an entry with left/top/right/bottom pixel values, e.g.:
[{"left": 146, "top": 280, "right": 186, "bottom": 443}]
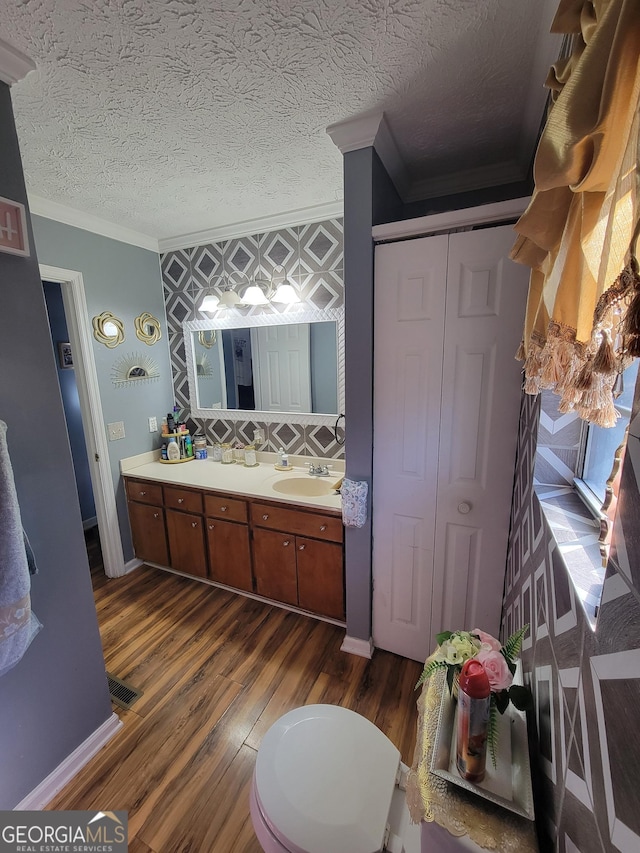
[
  {"left": 28, "top": 195, "right": 160, "bottom": 252},
  {"left": 372, "top": 196, "right": 530, "bottom": 242},
  {"left": 326, "top": 110, "right": 410, "bottom": 200},
  {"left": 158, "top": 199, "right": 344, "bottom": 253},
  {"left": 404, "top": 158, "right": 527, "bottom": 203},
  {"left": 0, "top": 38, "right": 36, "bottom": 86}
]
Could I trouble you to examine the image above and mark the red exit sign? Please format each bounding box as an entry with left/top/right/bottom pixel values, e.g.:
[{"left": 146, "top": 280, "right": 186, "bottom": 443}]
[{"left": 0, "top": 196, "right": 29, "bottom": 257}]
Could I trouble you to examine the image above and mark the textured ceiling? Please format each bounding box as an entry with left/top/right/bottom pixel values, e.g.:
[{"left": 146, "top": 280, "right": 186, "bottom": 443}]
[{"left": 1, "top": 0, "right": 559, "bottom": 244}]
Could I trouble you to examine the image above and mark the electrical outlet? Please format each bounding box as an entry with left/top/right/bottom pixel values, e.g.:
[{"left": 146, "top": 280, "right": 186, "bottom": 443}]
[
  {"left": 107, "top": 421, "right": 125, "bottom": 441},
  {"left": 148, "top": 416, "right": 158, "bottom": 432},
  {"left": 253, "top": 428, "right": 265, "bottom": 445}
]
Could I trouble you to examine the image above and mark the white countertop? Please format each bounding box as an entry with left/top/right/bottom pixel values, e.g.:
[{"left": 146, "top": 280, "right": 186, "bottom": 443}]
[{"left": 120, "top": 450, "right": 344, "bottom": 513}]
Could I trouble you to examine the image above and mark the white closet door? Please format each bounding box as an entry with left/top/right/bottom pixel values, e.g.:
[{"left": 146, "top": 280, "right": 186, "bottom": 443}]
[
  {"left": 372, "top": 225, "right": 528, "bottom": 662},
  {"left": 372, "top": 234, "right": 448, "bottom": 663},
  {"left": 430, "top": 227, "right": 529, "bottom": 644}
]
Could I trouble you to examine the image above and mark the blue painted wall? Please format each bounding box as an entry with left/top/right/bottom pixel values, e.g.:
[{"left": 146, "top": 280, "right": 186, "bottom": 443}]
[
  {"left": 31, "top": 216, "right": 174, "bottom": 561},
  {"left": 43, "top": 280, "right": 96, "bottom": 526},
  {"left": 0, "top": 83, "right": 113, "bottom": 808}
]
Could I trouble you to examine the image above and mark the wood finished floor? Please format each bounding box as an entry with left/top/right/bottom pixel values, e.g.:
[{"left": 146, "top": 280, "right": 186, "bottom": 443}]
[{"left": 49, "top": 529, "right": 422, "bottom": 852}]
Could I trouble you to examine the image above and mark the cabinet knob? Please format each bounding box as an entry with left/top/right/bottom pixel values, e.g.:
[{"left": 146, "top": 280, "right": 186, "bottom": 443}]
[
  {"left": 178, "top": 498, "right": 184, "bottom": 504},
  {"left": 153, "top": 512, "right": 159, "bottom": 519},
  {"left": 191, "top": 522, "right": 198, "bottom": 528},
  {"left": 139, "top": 490, "right": 146, "bottom": 496},
  {"left": 320, "top": 525, "right": 327, "bottom": 532},
  {"left": 220, "top": 505, "right": 227, "bottom": 512},
  {"left": 262, "top": 514, "right": 269, "bottom": 520},
  {"left": 298, "top": 544, "right": 306, "bottom": 551},
  {"left": 208, "top": 523, "right": 215, "bottom": 530},
  {"left": 283, "top": 540, "right": 290, "bottom": 547}
]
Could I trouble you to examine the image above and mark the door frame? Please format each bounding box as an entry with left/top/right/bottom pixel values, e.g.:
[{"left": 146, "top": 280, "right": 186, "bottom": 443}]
[{"left": 40, "top": 263, "right": 125, "bottom": 578}]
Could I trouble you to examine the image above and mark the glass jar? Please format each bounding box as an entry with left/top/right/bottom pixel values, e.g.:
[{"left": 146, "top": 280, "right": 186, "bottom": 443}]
[
  {"left": 233, "top": 443, "right": 245, "bottom": 464},
  {"left": 221, "top": 442, "right": 234, "bottom": 464},
  {"left": 193, "top": 435, "right": 207, "bottom": 460},
  {"left": 211, "top": 443, "right": 223, "bottom": 462},
  {"left": 244, "top": 445, "right": 257, "bottom": 467}
]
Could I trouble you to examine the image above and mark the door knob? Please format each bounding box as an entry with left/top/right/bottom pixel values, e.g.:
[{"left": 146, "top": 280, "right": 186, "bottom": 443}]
[{"left": 457, "top": 501, "right": 472, "bottom": 514}]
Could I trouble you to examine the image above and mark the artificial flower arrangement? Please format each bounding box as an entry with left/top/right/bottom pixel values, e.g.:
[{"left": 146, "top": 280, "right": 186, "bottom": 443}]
[{"left": 416, "top": 627, "right": 532, "bottom": 766}]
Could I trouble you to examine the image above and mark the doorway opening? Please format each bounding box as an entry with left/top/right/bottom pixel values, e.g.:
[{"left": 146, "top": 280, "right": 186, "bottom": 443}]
[{"left": 39, "top": 264, "right": 125, "bottom": 578}]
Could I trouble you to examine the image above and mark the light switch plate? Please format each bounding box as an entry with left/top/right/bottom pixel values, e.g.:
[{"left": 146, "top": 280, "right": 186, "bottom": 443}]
[
  {"left": 107, "top": 421, "right": 125, "bottom": 441},
  {"left": 148, "top": 416, "right": 158, "bottom": 432}
]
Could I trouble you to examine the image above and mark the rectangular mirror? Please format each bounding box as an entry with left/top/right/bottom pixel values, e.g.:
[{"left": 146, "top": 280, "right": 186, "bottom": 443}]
[{"left": 184, "top": 308, "right": 344, "bottom": 426}]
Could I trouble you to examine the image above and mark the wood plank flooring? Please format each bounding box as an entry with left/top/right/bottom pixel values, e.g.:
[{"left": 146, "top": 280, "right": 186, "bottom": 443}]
[{"left": 50, "top": 529, "right": 422, "bottom": 852}]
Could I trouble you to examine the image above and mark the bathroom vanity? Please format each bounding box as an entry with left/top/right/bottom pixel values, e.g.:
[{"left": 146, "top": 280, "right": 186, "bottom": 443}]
[{"left": 122, "top": 454, "right": 345, "bottom": 621}]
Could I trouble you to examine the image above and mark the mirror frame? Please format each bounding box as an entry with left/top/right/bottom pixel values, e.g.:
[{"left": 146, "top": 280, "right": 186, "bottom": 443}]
[
  {"left": 134, "top": 312, "right": 162, "bottom": 345},
  {"left": 183, "top": 307, "right": 344, "bottom": 425}
]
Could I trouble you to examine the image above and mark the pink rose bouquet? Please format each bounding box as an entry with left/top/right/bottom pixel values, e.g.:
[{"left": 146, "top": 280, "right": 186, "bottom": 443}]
[{"left": 416, "top": 625, "right": 532, "bottom": 765}]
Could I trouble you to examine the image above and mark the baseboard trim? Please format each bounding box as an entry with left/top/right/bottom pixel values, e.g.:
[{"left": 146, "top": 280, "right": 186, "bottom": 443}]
[
  {"left": 340, "top": 635, "right": 374, "bottom": 658},
  {"left": 15, "top": 712, "right": 122, "bottom": 810},
  {"left": 123, "top": 557, "right": 143, "bottom": 575}
]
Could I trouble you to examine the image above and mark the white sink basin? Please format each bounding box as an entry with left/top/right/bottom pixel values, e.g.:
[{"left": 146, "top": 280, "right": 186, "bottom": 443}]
[{"left": 272, "top": 476, "right": 337, "bottom": 497}]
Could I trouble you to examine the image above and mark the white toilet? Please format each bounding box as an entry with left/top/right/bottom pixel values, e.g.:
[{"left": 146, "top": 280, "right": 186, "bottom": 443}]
[{"left": 250, "top": 704, "right": 421, "bottom": 853}]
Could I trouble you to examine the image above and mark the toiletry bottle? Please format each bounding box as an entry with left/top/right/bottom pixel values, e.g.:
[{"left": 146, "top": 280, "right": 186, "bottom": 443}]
[
  {"left": 456, "top": 658, "right": 491, "bottom": 783},
  {"left": 161, "top": 442, "right": 168, "bottom": 461},
  {"left": 184, "top": 434, "right": 193, "bottom": 457},
  {"left": 279, "top": 447, "right": 288, "bottom": 468},
  {"left": 166, "top": 436, "right": 180, "bottom": 461},
  {"left": 161, "top": 418, "right": 168, "bottom": 436},
  {"left": 167, "top": 412, "right": 176, "bottom": 433}
]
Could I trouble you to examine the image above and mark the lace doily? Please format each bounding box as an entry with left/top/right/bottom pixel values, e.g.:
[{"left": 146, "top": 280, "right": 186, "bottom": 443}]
[{"left": 405, "top": 669, "right": 539, "bottom": 853}]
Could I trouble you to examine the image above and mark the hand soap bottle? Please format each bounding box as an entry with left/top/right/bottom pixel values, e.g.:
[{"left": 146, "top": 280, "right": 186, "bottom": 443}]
[
  {"left": 166, "top": 436, "right": 180, "bottom": 461},
  {"left": 278, "top": 447, "right": 289, "bottom": 468}
]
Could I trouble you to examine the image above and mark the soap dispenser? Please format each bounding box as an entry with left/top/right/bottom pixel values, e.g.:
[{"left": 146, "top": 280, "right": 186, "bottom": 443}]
[{"left": 279, "top": 447, "right": 289, "bottom": 468}]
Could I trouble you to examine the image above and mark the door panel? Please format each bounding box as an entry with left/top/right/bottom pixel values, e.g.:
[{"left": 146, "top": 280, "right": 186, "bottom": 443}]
[
  {"left": 372, "top": 234, "right": 448, "bottom": 662},
  {"left": 431, "top": 227, "right": 528, "bottom": 642}
]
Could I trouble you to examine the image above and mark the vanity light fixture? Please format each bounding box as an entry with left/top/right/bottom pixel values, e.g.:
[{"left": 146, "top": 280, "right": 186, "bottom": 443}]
[
  {"left": 199, "top": 291, "right": 220, "bottom": 312},
  {"left": 270, "top": 265, "right": 300, "bottom": 305}
]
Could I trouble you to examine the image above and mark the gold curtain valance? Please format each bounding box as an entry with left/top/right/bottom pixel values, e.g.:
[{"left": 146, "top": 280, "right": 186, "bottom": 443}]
[{"left": 511, "top": 0, "right": 640, "bottom": 426}]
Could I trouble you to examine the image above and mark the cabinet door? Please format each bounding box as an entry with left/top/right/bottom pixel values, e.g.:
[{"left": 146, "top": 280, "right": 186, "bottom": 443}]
[
  {"left": 206, "top": 518, "right": 253, "bottom": 592},
  {"left": 166, "top": 509, "right": 207, "bottom": 578},
  {"left": 128, "top": 501, "right": 168, "bottom": 566},
  {"left": 252, "top": 527, "right": 297, "bottom": 606},
  {"left": 296, "top": 537, "right": 344, "bottom": 620}
]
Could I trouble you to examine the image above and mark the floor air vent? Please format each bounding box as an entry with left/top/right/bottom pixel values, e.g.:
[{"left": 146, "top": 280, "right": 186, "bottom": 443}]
[{"left": 107, "top": 672, "right": 143, "bottom": 710}]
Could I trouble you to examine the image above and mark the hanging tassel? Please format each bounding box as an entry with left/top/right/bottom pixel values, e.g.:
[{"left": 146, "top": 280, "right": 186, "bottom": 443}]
[
  {"left": 574, "top": 359, "right": 595, "bottom": 390},
  {"left": 592, "top": 328, "right": 616, "bottom": 374},
  {"left": 515, "top": 339, "right": 526, "bottom": 361}
]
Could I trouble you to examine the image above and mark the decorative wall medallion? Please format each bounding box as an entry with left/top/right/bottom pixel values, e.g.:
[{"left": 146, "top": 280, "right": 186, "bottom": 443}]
[
  {"left": 93, "top": 311, "right": 125, "bottom": 347},
  {"left": 198, "top": 329, "right": 217, "bottom": 349},
  {"left": 111, "top": 352, "right": 160, "bottom": 386},
  {"left": 0, "top": 196, "right": 29, "bottom": 257},
  {"left": 134, "top": 312, "right": 162, "bottom": 345}
]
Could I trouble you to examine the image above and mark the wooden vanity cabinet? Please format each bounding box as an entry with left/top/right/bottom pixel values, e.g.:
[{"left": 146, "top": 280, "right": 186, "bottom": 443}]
[
  {"left": 163, "top": 486, "right": 207, "bottom": 578},
  {"left": 124, "top": 476, "right": 345, "bottom": 620},
  {"left": 251, "top": 502, "right": 345, "bottom": 619},
  {"left": 125, "top": 479, "right": 169, "bottom": 566},
  {"left": 204, "top": 493, "right": 252, "bottom": 592}
]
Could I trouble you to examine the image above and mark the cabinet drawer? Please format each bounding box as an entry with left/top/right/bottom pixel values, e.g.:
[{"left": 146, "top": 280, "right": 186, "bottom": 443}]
[
  {"left": 251, "top": 502, "right": 343, "bottom": 543},
  {"left": 204, "top": 493, "right": 248, "bottom": 523},
  {"left": 126, "top": 478, "right": 163, "bottom": 506},
  {"left": 163, "top": 485, "right": 203, "bottom": 514}
]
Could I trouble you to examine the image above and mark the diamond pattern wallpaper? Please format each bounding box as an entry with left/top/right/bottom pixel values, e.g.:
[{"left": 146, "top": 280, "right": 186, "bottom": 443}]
[
  {"left": 503, "top": 384, "right": 640, "bottom": 853},
  {"left": 161, "top": 218, "right": 344, "bottom": 458}
]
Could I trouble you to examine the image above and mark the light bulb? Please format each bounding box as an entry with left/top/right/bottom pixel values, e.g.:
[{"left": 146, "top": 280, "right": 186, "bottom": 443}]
[
  {"left": 199, "top": 292, "right": 220, "bottom": 312},
  {"left": 271, "top": 283, "right": 299, "bottom": 304}
]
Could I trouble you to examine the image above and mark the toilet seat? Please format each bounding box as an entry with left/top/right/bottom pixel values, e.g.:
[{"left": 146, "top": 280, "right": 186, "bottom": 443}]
[{"left": 252, "top": 704, "right": 402, "bottom": 853}]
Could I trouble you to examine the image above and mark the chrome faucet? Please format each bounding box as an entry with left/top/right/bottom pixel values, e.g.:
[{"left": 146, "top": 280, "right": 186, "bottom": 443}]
[{"left": 308, "top": 461, "right": 330, "bottom": 476}]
